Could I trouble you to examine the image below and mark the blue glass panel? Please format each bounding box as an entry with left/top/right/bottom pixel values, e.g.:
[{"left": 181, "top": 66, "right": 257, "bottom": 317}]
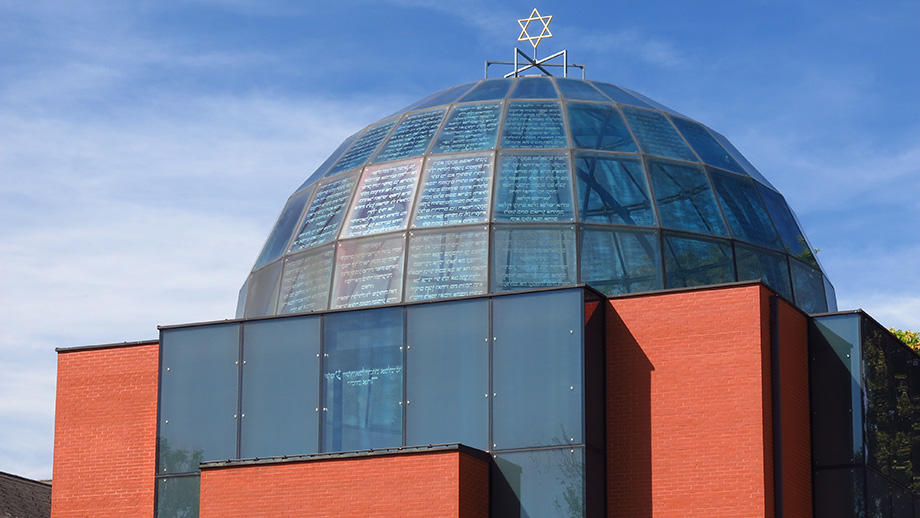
[
  {"left": 709, "top": 130, "right": 778, "bottom": 190},
  {"left": 413, "top": 153, "right": 492, "bottom": 227},
  {"left": 494, "top": 152, "right": 574, "bottom": 222},
  {"left": 648, "top": 159, "right": 728, "bottom": 236},
  {"left": 156, "top": 475, "right": 200, "bottom": 518},
  {"left": 235, "top": 279, "right": 248, "bottom": 319},
  {"left": 253, "top": 187, "right": 313, "bottom": 269},
  {"left": 342, "top": 158, "right": 422, "bottom": 238},
  {"left": 757, "top": 185, "right": 817, "bottom": 266},
  {"left": 240, "top": 316, "right": 320, "bottom": 458},
  {"left": 509, "top": 76, "right": 559, "bottom": 99},
  {"left": 566, "top": 102, "right": 637, "bottom": 152},
  {"left": 580, "top": 227, "right": 662, "bottom": 295},
  {"left": 709, "top": 169, "right": 783, "bottom": 250},
  {"left": 409, "top": 81, "right": 477, "bottom": 111},
  {"left": 735, "top": 244, "right": 793, "bottom": 300},
  {"left": 555, "top": 78, "right": 609, "bottom": 101},
  {"left": 406, "top": 299, "right": 489, "bottom": 450},
  {"left": 159, "top": 323, "right": 240, "bottom": 473},
  {"left": 278, "top": 245, "right": 334, "bottom": 314},
  {"left": 574, "top": 152, "right": 654, "bottom": 226},
  {"left": 491, "top": 225, "right": 577, "bottom": 292},
  {"left": 289, "top": 172, "right": 359, "bottom": 252},
  {"left": 620, "top": 87, "right": 685, "bottom": 117},
  {"left": 620, "top": 106, "right": 697, "bottom": 161},
  {"left": 325, "top": 119, "right": 397, "bottom": 177},
  {"left": 405, "top": 227, "right": 488, "bottom": 301},
  {"left": 430, "top": 103, "right": 502, "bottom": 154},
  {"left": 669, "top": 116, "right": 744, "bottom": 174},
  {"left": 824, "top": 277, "right": 838, "bottom": 312},
  {"left": 500, "top": 101, "right": 568, "bottom": 149},
  {"left": 790, "top": 258, "right": 828, "bottom": 313},
  {"left": 590, "top": 82, "right": 653, "bottom": 108},
  {"left": 296, "top": 133, "right": 359, "bottom": 192},
  {"left": 331, "top": 234, "right": 405, "bottom": 309},
  {"left": 322, "top": 307, "right": 403, "bottom": 452},
  {"left": 459, "top": 78, "right": 513, "bottom": 102},
  {"left": 662, "top": 232, "right": 735, "bottom": 288},
  {"left": 492, "top": 448, "right": 585, "bottom": 518},
  {"left": 493, "top": 289, "right": 584, "bottom": 448},
  {"left": 371, "top": 108, "right": 446, "bottom": 164},
  {"left": 244, "top": 260, "right": 282, "bottom": 317}
]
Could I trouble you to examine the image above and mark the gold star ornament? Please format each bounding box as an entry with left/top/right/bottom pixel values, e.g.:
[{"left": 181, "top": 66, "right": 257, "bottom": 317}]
[{"left": 517, "top": 8, "right": 553, "bottom": 52}]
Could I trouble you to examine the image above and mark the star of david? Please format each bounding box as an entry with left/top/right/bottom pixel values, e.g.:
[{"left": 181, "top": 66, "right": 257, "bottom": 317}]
[{"left": 517, "top": 8, "right": 553, "bottom": 52}]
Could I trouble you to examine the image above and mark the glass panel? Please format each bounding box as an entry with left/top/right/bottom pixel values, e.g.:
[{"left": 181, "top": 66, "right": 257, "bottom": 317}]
[
  {"left": 710, "top": 130, "right": 778, "bottom": 191},
  {"left": 278, "top": 245, "right": 334, "bottom": 314},
  {"left": 892, "top": 484, "right": 912, "bottom": 518},
  {"left": 371, "top": 108, "right": 446, "bottom": 164},
  {"left": 865, "top": 320, "right": 894, "bottom": 476},
  {"left": 812, "top": 468, "right": 864, "bottom": 518},
  {"left": 406, "top": 299, "right": 489, "bottom": 450},
  {"left": 580, "top": 227, "right": 662, "bottom": 295},
  {"left": 662, "top": 232, "right": 734, "bottom": 288},
  {"left": 244, "top": 260, "right": 282, "bottom": 317},
  {"left": 509, "top": 76, "right": 559, "bottom": 99},
  {"left": 493, "top": 289, "right": 584, "bottom": 448},
  {"left": 648, "top": 159, "right": 728, "bottom": 236},
  {"left": 240, "top": 316, "right": 320, "bottom": 458},
  {"left": 669, "top": 116, "right": 744, "bottom": 174},
  {"left": 409, "top": 82, "right": 477, "bottom": 111},
  {"left": 824, "top": 277, "right": 838, "bottom": 312},
  {"left": 621, "top": 87, "right": 685, "bottom": 117},
  {"left": 405, "top": 227, "right": 488, "bottom": 302},
  {"left": 235, "top": 278, "right": 248, "bottom": 319},
  {"left": 331, "top": 234, "right": 405, "bottom": 309},
  {"left": 757, "top": 185, "right": 817, "bottom": 266},
  {"left": 159, "top": 323, "right": 240, "bottom": 473},
  {"left": 412, "top": 153, "right": 492, "bottom": 227},
  {"left": 459, "top": 78, "right": 513, "bottom": 102},
  {"left": 491, "top": 226, "right": 577, "bottom": 292},
  {"left": 709, "top": 169, "right": 783, "bottom": 250},
  {"left": 341, "top": 158, "right": 422, "bottom": 238},
  {"left": 566, "top": 102, "right": 638, "bottom": 153},
  {"left": 296, "top": 132, "right": 359, "bottom": 192},
  {"left": 492, "top": 448, "right": 585, "bottom": 518},
  {"left": 590, "top": 82, "right": 654, "bottom": 108},
  {"left": 810, "top": 314, "right": 864, "bottom": 467},
  {"left": 322, "top": 307, "right": 403, "bottom": 452},
  {"left": 289, "top": 172, "right": 359, "bottom": 252},
  {"left": 574, "top": 152, "right": 654, "bottom": 225},
  {"left": 493, "top": 152, "right": 574, "bottom": 222},
  {"left": 253, "top": 188, "right": 313, "bottom": 269},
  {"left": 790, "top": 258, "right": 828, "bottom": 313},
  {"left": 555, "top": 78, "right": 608, "bottom": 101},
  {"left": 620, "top": 106, "right": 697, "bottom": 161},
  {"left": 735, "top": 244, "right": 793, "bottom": 300},
  {"left": 430, "top": 102, "right": 502, "bottom": 154},
  {"left": 156, "top": 476, "right": 200, "bottom": 518},
  {"left": 500, "top": 101, "right": 568, "bottom": 149},
  {"left": 867, "top": 467, "right": 893, "bottom": 518},
  {"left": 325, "top": 118, "right": 397, "bottom": 177}
]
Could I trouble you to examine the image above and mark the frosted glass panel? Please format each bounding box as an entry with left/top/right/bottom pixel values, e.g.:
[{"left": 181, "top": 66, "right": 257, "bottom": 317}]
[
  {"left": 326, "top": 119, "right": 397, "bottom": 177},
  {"left": 278, "top": 245, "right": 334, "bottom": 314},
  {"left": 501, "top": 101, "right": 568, "bottom": 149},
  {"left": 491, "top": 225, "right": 577, "bottom": 292},
  {"left": 254, "top": 188, "right": 313, "bottom": 269},
  {"left": 430, "top": 103, "right": 502, "bottom": 154},
  {"left": 331, "top": 234, "right": 405, "bottom": 309},
  {"left": 342, "top": 158, "right": 422, "bottom": 238},
  {"left": 494, "top": 152, "right": 574, "bottom": 222},
  {"left": 413, "top": 153, "right": 492, "bottom": 227},
  {"left": 371, "top": 108, "right": 446, "bottom": 164},
  {"left": 290, "top": 172, "right": 359, "bottom": 252},
  {"left": 405, "top": 227, "right": 489, "bottom": 301}
]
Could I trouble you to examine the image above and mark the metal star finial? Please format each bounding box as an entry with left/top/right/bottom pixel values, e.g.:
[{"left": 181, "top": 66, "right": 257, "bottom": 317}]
[{"left": 517, "top": 8, "right": 553, "bottom": 54}]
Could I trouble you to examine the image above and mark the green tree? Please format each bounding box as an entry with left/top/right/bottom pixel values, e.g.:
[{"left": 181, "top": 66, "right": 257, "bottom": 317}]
[{"left": 889, "top": 328, "right": 920, "bottom": 354}]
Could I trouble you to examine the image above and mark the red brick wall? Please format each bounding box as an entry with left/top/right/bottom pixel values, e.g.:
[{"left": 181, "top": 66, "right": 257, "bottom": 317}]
[
  {"left": 51, "top": 342, "right": 159, "bottom": 518},
  {"left": 606, "top": 284, "right": 811, "bottom": 518},
  {"left": 199, "top": 449, "right": 489, "bottom": 518}
]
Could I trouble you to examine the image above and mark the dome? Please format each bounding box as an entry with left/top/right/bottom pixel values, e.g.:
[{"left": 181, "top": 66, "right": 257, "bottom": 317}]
[{"left": 237, "top": 76, "right": 836, "bottom": 318}]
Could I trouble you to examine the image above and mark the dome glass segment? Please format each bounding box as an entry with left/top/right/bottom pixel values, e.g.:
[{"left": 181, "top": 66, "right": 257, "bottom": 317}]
[{"left": 239, "top": 76, "right": 836, "bottom": 318}]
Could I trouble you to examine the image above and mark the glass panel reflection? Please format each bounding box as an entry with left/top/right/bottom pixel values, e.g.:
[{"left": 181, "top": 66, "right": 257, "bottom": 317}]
[
  {"left": 493, "top": 289, "right": 584, "bottom": 449},
  {"left": 735, "top": 244, "right": 793, "bottom": 300},
  {"left": 323, "top": 308, "right": 403, "bottom": 452},
  {"left": 289, "top": 172, "right": 359, "bottom": 252},
  {"left": 406, "top": 299, "right": 488, "bottom": 450},
  {"left": 325, "top": 118, "right": 397, "bottom": 177},
  {"left": 297, "top": 133, "right": 358, "bottom": 192},
  {"left": 240, "top": 316, "right": 320, "bottom": 458},
  {"left": 790, "top": 258, "right": 828, "bottom": 313},
  {"left": 253, "top": 187, "right": 313, "bottom": 269},
  {"left": 492, "top": 448, "right": 585, "bottom": 518},
  {"left": 410, "top": 82, "right": 476, "bottom": 111},
  {"left": 580, "top": 227, "right": 662, "bottom": 295},
  {"left": 342, "top": 158, "right": 422, "bottom": 238},
  {"left": 662, "top": 232, "right": 734, "bottom": 288},
  {"left": 709, "top": 169, "right": 783, "bottom": 250},
  {"left": 371, "top": 108, "right": 446, "bottom": 164},
  {"left": 812, "top": 468, "right": 864, "bottom": 518},
  {"left": 648, "top": 159, "right": 728, "bottom": 236},
  {"left": 574, "top": 152, "right": 654, "bottom": 225},
  {"left": 501, "top": 101, "right": 568, "bottom": 149},
  {"left": 430, "top": 103, "right": 502, "bottom": 154},
  {"left": 590, "top": 82, "right": 653, "bottom": 108},
  {"left": 509, "top": 76, "right": 559, "bottom": 99},
  {"left": 492, "top": 225, "right": 577, "bottom": 292},
  {"left": 669, "top": 116, "right": 744, "bottom": 174},
  {"left": 566, "top": 102, "right": 637, "bottom": 153},
  {"left": 331, "top": 234, "right": 405, "bottom": 309},
  {"left": 757, "top": 185, "right": 817, "bottom": 266},
  {"left": 156, "top": 476, "right": 200, "bottom": 518},
  {"left": 244, "top": 260, "right": 282, "bottom": 317},
  {"left": 405, "top": 227, "right": 488, "bottom": 301},
  {"left": 459, "top": 79, "right": 513, "bottom": 102},
  {"left": 278, "top": 245, "right": 334, "bottom": 314},
  {"left": 556, "top": 78, "right": 608, "bottom": 101},
  {"left": 494, "top": 152, "right": 574, "bottom": 222},
  {"left": 620, "top": 106, "right": 697, "bottom": 162},
  {"left": 413, "top": 153, "right": 492, "bottom": 227}
]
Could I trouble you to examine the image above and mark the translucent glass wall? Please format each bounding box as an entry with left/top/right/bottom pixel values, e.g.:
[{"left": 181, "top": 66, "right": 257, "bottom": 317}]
[
  {"left": 157, "top": 287, "right": 605, "bottom": 518},
  {"left": 810, "top": 313, "right": 920, "bottom": 517},
  {"left": 240, "top": 76, "right": 834, "bottom": 319}
]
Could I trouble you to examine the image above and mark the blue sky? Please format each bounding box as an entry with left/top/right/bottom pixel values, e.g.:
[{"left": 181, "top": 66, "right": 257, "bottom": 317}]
[{"left": 1, "top": 0, "right": 918, "bottom": 479}]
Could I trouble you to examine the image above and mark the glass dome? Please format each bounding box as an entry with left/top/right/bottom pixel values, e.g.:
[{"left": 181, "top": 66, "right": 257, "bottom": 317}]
[{"left": 238, "top": 76, "right": 836, "bottom": 318}]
